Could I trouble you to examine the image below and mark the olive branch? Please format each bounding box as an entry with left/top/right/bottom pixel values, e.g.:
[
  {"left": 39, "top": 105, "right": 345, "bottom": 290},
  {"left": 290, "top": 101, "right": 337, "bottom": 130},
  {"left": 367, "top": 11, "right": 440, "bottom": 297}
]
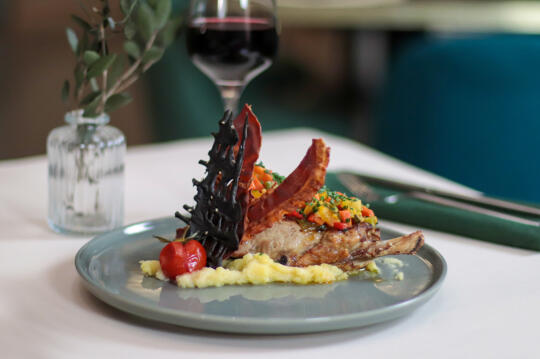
[{"left": 61, "top": 0, "right": 182, "bottom": 117}]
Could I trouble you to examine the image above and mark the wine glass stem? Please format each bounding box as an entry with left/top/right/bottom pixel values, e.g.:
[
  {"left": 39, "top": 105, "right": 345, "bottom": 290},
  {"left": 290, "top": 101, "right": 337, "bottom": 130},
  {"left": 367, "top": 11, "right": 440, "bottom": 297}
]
[{"left": 218, "top": 85, "right": 244, "bottom": 115}]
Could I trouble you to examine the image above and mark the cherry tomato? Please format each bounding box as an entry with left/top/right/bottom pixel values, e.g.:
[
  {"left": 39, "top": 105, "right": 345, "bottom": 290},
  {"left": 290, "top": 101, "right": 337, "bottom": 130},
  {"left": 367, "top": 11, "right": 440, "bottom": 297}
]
[
  {"left": 183, "top": 240, "right": 207, "bottom": 273},
  {"left": 159, "top": 240, "right": 207, "bottom": 279}
]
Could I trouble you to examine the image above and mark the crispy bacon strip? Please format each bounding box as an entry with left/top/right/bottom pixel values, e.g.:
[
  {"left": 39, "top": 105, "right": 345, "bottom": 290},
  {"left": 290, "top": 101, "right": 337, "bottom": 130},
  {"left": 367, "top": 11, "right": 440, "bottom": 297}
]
[
  {"left": 233, "top": 104, "right": 262, "bottom": 238},
  {"left": 243, "top": 138, "right": 330, "bottom": 239}
]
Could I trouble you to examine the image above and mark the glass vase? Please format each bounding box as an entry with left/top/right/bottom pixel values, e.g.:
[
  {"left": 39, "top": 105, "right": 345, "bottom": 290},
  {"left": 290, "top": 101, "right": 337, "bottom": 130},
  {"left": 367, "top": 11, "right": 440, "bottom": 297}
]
[{"left": 47, "top": 110, "right": 126, "bottom": 235}]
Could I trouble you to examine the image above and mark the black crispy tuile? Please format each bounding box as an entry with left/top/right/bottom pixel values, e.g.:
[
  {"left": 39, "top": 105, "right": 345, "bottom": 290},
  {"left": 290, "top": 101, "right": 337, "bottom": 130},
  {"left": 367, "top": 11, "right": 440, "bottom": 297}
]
[{"left": 175, "top": 111, "right": 249, "bottom": 268}]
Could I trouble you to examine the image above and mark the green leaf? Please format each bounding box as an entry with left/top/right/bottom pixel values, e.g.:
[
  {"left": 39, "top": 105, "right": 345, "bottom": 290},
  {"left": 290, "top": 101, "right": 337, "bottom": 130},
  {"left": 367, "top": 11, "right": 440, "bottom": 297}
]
[
  {"left": 82, "top": 94, "right": 103, "bottom": 117},
  {"left": 71, "top": 15, "right": 92, "bottom": 31},
  {"left": 77, "top": 30, "right": 89, "bottom": 56},
  {"left": 66, "top": 27, "right": 78, "bottom": 53},
  {"left": 87, "top": 54, "right": 117, "bottom": 79},
  {"left": 105, "top": 93, "right": 133, "bottom": 113},
  {"left": 158, "top": 15, "right": 182, "bottom": 47},
  {"left": 107, "top": 55, "right": 126, "bottom": 89},
  {"left": 90, "top": 78, "right": 99, "bottom": 91},
  {"left": 154, "top": 0, "right": 171, "bottom": 29},
  {"left": 142, "top": 47, "right": 164, "bottom": 64},
  {"left": 120, "top": 0, "right": 139, "bottom": 24},
  {"left": 135, "top": 1, "right": 155, "bottom": 41},
  {"left": 123, "top": 41, "right": 141, "bottom": 59},
  {"left": 61, "top": 80, "right": 70, "bottom": 104},
  {"left": 120, "top": 0, "right": 134, "bottom": 14},
  {"left": 124, "top": 20, "right": 136, "bottom": 40},
  {"left": 83, "top": 50, "right": 100, "bottom": 66},
  {"left": 79, "top": 91, "right": 102, "bottom": 106},
  {"left": 153, "top": 235, "right": 172, "bottom": 244},
  {"left": 74, "top": 66, "right": 85, "bottom": 91}
]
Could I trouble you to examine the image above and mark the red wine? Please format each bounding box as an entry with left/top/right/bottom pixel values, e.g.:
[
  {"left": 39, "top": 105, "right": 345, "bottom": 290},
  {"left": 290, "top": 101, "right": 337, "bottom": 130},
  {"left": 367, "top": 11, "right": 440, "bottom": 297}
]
[{"left": 186, "top": 17, "right": 278, "bottom": 86}]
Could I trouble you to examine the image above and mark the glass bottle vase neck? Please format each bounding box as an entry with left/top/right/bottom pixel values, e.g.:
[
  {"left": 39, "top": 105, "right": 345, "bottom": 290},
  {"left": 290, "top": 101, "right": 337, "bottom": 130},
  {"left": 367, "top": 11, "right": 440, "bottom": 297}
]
[{"left": 65, "top": 110, "right": 110, "bottom": 126}]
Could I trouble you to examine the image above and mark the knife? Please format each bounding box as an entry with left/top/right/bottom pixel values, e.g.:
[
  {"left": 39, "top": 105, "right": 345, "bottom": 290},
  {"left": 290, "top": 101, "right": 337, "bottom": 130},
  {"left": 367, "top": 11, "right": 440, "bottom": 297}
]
[
  {"left": 337, "top": 172, "right": 540, "bottom": 218},
  {"left": 325, "top": 172, "right": 540, "bottom": 251}
]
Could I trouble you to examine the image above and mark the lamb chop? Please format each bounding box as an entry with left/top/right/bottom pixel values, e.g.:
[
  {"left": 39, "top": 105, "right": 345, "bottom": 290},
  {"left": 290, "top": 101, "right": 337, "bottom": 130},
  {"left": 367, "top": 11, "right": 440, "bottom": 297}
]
[
  {"left": 234, "top": 221, "right": 424, "bottom": 270},
  {"left": 231, "top": 135, "right": 424, "bottom": 269},
  {"left": 178, "top": 105, "right": 424, "bottom": 270}
]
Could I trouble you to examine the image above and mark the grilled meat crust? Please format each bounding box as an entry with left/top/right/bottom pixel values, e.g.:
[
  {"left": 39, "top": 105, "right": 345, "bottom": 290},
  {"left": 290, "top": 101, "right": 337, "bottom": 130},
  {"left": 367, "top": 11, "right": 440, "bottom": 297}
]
[
  {"left": 232, "top": 220, "right": 424, "bottom": 269},
  {"left": 232, "top": 220, "right": 324, "bottom": 262},
  {"left": 292, "top": 223, "right": 380, "bottom": 267}
]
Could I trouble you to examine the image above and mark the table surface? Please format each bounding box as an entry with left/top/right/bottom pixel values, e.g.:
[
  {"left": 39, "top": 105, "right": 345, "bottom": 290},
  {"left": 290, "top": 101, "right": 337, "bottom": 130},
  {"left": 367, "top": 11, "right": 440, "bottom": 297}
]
[{"left": 1, "top": 129, "right": 537, "bottom": 358}]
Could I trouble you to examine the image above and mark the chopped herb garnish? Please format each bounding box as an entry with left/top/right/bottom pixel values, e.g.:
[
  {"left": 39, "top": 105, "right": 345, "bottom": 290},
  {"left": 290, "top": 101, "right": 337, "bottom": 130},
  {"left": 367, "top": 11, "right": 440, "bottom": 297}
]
[
  {"left": 271, "top": 172, "right": 286, "bottom": 184},
  {"left": 286, "top": 186, "right": 377, "bottom": 228}
]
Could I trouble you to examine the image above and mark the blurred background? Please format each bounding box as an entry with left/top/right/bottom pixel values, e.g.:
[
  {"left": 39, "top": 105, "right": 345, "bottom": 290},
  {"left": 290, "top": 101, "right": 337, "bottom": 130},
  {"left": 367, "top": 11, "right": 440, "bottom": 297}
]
[{"left": 2, "top": 0, "right": 540, "bottom": 203}]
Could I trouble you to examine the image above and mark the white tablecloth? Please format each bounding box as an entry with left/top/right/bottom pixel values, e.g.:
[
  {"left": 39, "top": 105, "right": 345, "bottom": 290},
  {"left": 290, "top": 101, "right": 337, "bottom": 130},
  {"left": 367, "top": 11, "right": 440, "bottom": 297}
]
[{"left": 1, "top": 129, "right": 537, "bottom": 358}]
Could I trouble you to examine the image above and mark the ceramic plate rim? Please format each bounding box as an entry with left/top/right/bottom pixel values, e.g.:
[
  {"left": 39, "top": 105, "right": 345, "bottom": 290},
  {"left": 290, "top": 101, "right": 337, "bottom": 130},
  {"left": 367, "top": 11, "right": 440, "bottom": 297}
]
[{"left": 75, "top": 217, "right": 447, "bottom": 334}]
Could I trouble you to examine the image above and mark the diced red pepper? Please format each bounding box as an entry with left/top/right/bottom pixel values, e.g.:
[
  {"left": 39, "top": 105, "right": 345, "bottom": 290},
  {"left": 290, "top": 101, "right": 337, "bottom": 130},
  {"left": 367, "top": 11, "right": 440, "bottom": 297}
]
[
  {"left": 286, "top": 211, "right": 303, "bottom": 219},
  {"left": 361, "top": 206, "right": 375, "bottom": 217},
  {"left": 307, "top": 214, "right": 324, "bottom": 225},
  {"left": 252, "top": 177, "right": 264, "bottom": 191},
  {"left": 248, "top": 179, "right": 256, "bottom": 191},
  {"left": 254, "top": 166, "right": 265, "bottom": 175},
  {"left": 261, "top": 173, "right": 273, "bottom": 182},
  {"left": 333, "top": 222, "right": 348, "bottom": 230},
  {"left": 339, "top": 209, "right": 351, "bottom": 222}
]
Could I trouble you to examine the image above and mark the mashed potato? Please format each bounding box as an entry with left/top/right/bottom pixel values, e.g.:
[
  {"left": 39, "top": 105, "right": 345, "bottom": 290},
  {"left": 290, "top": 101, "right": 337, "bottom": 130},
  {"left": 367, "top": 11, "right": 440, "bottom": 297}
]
[{"left": 140, "top": 253, "right": 349, "bottom": 288}]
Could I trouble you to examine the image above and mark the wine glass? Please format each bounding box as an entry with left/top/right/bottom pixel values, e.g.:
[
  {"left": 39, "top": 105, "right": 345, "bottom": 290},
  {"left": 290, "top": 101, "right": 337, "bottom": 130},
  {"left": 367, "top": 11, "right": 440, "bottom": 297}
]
[{"left": 186, "top": 0, "right": 278, "bottom": 114}]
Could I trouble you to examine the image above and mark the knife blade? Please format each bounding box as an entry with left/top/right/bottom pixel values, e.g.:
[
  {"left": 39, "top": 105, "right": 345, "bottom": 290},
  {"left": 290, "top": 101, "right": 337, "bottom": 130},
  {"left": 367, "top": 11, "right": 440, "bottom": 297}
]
[
  {"left": 337, "top": 172, "right": 540, "bottom": 217},
  {"left": 337, "top": 172, "right": 540, "bottom": 227},
  {"left": 326, "top": 171, "right": 540, "bottom": 250}
]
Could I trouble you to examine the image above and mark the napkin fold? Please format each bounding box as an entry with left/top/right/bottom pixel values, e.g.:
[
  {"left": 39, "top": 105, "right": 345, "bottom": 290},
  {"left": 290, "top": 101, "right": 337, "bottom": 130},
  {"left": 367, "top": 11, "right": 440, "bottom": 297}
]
[{"left": 325, "top": 172, "right": 540, "bottom": 251}]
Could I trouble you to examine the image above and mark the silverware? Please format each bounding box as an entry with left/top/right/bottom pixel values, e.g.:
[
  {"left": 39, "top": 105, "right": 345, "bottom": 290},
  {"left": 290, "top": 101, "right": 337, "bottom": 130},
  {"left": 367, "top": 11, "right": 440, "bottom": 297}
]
[{"left": 337, "top": 172, "right": 540, "bottom": 227}]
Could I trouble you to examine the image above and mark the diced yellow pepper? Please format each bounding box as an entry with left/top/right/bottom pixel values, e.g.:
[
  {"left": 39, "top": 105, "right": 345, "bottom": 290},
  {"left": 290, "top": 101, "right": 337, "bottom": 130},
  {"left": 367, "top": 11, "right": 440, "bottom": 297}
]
[
  {"left": 349, "top": 199, "right": 364, "bottom": 216},
  {"left": 317, "top": 206, "right": 338, "bottom": 226},
  {"left": 363, "top": 216, "right": 378, "bottom": 226}
]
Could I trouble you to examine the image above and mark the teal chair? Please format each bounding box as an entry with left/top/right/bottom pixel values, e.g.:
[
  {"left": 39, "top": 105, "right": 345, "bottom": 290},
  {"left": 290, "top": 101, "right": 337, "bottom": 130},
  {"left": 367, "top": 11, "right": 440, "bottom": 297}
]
[{"left": 374, "top": 34, "right": 540, "bottom": 203}]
